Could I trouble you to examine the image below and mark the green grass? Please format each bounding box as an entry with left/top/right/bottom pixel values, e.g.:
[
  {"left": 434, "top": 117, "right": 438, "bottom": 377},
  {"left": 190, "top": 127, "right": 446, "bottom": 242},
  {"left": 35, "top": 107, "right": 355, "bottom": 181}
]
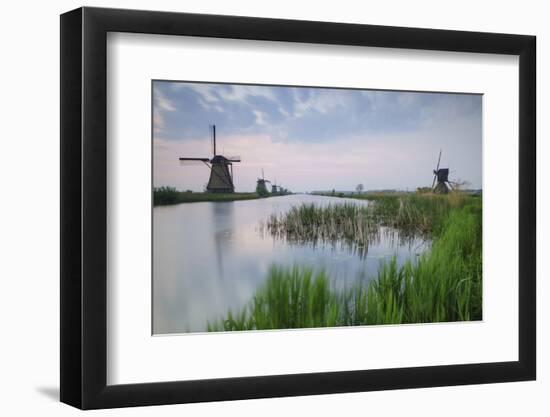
[
  {"left": 153, "top": 186, "right": 263, "bottom": 205},
  {"left": 208, "top": 194, "right": 482, "bottom": 331}
]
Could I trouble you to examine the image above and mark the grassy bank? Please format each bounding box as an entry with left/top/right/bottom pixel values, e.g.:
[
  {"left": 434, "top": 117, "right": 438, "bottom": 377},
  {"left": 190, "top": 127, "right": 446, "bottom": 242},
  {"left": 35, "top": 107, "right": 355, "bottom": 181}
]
[
  {"left": 153, "top": 186, "right": 262, "bottom": 205},
  {"left": 208, "top": 194, "right": 482, "bottom": 331}
]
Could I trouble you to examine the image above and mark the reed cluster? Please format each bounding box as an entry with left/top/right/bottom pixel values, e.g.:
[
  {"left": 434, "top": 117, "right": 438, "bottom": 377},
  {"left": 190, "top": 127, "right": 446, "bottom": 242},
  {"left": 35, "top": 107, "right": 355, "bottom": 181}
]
[
  {"left": 265, "top": 203, "right": 380, "bottom": 251},
  {"left": 264, "top": 194, "right": 462, "bottom": 250}
]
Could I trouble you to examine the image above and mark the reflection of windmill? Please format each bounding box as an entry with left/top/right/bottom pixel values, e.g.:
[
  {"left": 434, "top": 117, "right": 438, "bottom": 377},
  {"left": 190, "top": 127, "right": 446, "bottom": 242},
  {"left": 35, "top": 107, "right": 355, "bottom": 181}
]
[
  {"left": 256, "top": 169, "right": 270, "bottom": 195},
  {"left": 178, "top": 125, "right": 241, "bottom": 193},
  {"left": 211, "top": 202, "right": 235, "bottom": 281},
  {"left": 431, "top": 149, "right": 454, "bottom": 194}
]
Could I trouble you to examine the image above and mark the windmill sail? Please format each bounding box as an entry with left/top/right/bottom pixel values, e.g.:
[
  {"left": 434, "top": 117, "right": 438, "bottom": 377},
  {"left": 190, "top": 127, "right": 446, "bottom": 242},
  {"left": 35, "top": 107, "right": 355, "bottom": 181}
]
[
  {"left": 179, "top": 157, "right": 210, "bottom": 166},
  {"left": 432, "top": 149, "right": 442, "bottom": 188}
]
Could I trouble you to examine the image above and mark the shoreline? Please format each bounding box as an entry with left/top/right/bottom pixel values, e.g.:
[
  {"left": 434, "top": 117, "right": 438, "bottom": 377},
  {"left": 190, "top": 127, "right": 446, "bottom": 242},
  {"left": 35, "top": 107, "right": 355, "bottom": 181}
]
[{"left": 153, "top": 191, "right": 292, "bottom": 206}]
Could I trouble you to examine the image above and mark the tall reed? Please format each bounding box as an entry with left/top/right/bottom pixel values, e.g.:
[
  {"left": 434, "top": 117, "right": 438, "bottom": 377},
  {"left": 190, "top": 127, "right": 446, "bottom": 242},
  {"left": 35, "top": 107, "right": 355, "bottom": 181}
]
[{"left": 264, "top": 194, "right": 459, "bottom": 251}]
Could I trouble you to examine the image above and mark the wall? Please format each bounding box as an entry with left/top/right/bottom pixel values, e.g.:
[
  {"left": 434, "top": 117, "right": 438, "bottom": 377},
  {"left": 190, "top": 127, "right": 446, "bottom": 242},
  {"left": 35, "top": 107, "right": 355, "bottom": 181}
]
[{"left": 0, "top": 0, "right": 545, "bottom": 415}]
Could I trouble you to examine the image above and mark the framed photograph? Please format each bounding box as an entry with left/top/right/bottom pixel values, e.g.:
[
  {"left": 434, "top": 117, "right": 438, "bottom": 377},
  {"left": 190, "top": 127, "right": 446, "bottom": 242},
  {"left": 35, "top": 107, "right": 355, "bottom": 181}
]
[{"left": 60, "top": 7, "right": 536, "bottom": 409}]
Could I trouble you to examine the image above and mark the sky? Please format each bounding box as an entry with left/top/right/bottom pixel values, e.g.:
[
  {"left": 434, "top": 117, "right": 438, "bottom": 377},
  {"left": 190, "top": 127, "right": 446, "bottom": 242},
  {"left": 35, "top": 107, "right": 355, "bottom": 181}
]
[{"left": 153, "top": 81, "right": 482, "bottom": 192}]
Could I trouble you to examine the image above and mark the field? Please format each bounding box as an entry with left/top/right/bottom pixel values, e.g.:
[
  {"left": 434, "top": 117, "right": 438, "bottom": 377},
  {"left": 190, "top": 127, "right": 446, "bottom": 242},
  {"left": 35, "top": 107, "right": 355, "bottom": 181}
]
[{"left": 207, "top": 192, "right": 482, "bottom": 331}]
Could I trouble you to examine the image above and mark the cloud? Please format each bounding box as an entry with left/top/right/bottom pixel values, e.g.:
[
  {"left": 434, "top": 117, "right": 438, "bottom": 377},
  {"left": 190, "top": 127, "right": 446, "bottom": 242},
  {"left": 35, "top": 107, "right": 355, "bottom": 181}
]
[
  {"left": 152, "top": 81, "right": 482, "bottom": 190},
  {"left": 186, "top": 83, "right": 276, "bottom": 107},
  {"left": 291, "top": 88, "right": 351, "bottom": 118},
  {"left": 153, "top": 85, "right": 177, "bottom": 133},
  {"left": 218, "top": 85, "right": 276, "bottom": 103},
  {"left": 156, "top": 90, "right": 176, "bottom": 111},
  {"left": 253, "top": 110, "right": 268, "bottom": 125}
]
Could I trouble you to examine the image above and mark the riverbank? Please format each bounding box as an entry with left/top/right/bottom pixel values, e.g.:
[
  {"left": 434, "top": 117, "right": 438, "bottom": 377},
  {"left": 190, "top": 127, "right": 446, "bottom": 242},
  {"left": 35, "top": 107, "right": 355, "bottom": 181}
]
[
  {"left": 153, "top": 186, "right": 292, "bottom": 205},
  {"left": 207, "top": 193, "right": 482, "bottom": 331}
]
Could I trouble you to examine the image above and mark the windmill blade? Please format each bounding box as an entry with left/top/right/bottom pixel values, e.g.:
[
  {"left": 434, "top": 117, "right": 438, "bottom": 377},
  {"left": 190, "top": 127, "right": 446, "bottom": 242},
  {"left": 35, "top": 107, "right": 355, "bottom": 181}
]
[
  {"left": 226, "top": 156, "right": 241, "bottom": 162},
  {"left": 435, "top": 149, "right": 442, "bottom": 172},
  {"left": 210, "top": 124, "right": 217, "bottom": 156},
  {"left": 431, "top": 174, "right": 437, "bottom": 189},
  {"left": 179, "top": 157, "right": 211, "bottom": 166}
]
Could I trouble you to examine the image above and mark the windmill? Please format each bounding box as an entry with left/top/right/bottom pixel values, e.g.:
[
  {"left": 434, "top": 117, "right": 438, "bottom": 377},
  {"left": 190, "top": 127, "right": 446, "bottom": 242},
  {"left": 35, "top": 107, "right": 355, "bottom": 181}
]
[
  {"left": 256, "top": 169, "right": 270, "bottom": 196},
  {"left": 431, "top": 149, "right": 454, "bottom": 194},
  {"left": 178, "top": 125, "right": 241, "bottom": 193},
  {"left": 271, "top": 178, "right": 279, "bottom": 194}
]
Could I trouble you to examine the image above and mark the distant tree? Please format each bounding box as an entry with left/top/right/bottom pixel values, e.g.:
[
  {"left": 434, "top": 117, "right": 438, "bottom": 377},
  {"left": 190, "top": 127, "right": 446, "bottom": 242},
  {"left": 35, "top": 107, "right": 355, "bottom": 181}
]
[
  {"left": 331, "top": 188, "right": 336, "bottom": 196},
  {"left": 356, "top": 184, "right": 364, "bottom": 194},
  {"left": 450, "top": 179, "right": 470, "bottom": 191}
]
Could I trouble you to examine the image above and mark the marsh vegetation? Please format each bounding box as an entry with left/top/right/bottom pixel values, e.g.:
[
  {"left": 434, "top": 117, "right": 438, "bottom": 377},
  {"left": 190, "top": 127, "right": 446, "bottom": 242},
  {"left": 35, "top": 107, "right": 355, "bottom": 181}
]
[
  {"left": 207, "top": 193, "right": 482, "bottom": 331},
  {"left": 261, "top": 194, "right": 456, "bottom": 253}
]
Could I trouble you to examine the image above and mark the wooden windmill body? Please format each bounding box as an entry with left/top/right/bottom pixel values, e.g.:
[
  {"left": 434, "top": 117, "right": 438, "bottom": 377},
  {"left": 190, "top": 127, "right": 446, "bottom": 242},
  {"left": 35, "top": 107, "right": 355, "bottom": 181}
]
[
  {"left": 431, "top": 150, "right": 453, "bottom": 194},
  {"left": 178, "top": 125, "right": 241, "bottom": 193}
]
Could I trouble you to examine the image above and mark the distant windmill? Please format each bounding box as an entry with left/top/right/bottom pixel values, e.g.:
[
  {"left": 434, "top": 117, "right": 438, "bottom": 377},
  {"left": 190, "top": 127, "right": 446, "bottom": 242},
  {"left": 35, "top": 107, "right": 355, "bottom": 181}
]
[
  {"left": 271, "top": 178, "right": 279, "bottom": 194},
  {"left": 178, "top": 125, "right": 241, "bottom": 193},
  {"left": 431, "top": 149, "right": 454, "bottom": 194},
  {"left": 256, "top": 169, "right": 270, "bottom": 196}
]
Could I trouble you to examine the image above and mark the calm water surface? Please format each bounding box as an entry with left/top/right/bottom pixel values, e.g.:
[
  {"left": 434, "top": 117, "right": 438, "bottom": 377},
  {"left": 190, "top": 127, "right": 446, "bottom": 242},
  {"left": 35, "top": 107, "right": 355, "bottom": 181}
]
[{"left": 153, "top": 194, "right": 428, "bottom": 334}]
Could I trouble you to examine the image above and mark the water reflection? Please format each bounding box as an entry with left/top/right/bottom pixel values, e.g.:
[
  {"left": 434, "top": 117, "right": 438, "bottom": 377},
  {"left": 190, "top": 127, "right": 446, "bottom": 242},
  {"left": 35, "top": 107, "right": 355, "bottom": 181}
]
[
  {"left": 259, "top": 222, "right": 427, "bottom": 260},
  {"left": 153, "top": 195, "right": 429, "bottom": 334},
  {"left": 211, "top": 202, "right": 235, "bottom": 281}
]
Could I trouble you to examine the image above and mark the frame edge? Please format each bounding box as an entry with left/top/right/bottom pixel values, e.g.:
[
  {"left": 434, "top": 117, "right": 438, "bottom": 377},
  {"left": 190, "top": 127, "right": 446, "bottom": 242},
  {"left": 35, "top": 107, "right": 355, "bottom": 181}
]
[
  {"left": 60, "top": 7, "right": 84, "bottom": 409},
  {"left": 518, "top": 34, "right": 536, "bottom": 380},
  {"left": 61, "top": 6, "right": 537, "bottom": 409}
]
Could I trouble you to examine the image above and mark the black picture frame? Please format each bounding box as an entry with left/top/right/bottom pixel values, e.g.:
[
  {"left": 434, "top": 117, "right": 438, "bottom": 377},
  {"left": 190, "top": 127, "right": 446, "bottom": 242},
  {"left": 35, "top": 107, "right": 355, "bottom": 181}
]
[{"left": 60, "top": 6, "right": 536, "bottom": 410}]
